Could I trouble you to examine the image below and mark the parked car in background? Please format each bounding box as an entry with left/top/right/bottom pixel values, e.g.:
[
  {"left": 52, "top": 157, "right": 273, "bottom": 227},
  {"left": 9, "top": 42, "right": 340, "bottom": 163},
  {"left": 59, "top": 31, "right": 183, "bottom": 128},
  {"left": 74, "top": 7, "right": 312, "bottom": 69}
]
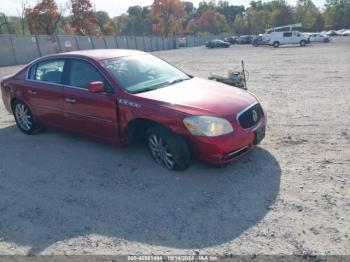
[
  {"left": 235, "top": 35, "right": 253, "bottom": 44},
  {"left": 269, "top": 31, "right": 309, "bottom": 47},
  {"left": 0, "top": 50, "right": 266, "bottom": 171},
  {"left": 326, "top": 30, "right": 338, "bottom": 36},
  {"left": 252, "top": 35, "right": 269, "bottom": 46},
  {"left": 342, "top": 29, "right": 350, "bottom": 36},
  {"left": 205, "top": 39, "right": 230, "bottom": 48},
  {"left": 224, "top": 35, "right": 240, "bottom": 44},
  {"left": 335, "top": 29, "right": 346, "bottom": 35},
  {"left": 308, "top": 33, "right": 330, "bottom": 43}
]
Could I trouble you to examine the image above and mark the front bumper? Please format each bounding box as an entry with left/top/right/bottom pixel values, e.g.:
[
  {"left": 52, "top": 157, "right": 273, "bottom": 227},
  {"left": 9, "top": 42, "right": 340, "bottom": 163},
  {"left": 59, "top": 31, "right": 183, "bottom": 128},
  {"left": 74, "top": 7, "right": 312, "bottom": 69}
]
[{"left": 186, "top": 112, "right": 266, "bottom": 164}]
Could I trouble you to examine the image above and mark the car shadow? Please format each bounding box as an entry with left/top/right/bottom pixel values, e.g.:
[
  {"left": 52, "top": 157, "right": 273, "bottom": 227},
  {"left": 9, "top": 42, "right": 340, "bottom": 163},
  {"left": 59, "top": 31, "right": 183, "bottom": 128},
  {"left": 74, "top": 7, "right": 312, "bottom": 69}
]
[{"left": 0, "top": 125, "right": 281, "bottom": 254}]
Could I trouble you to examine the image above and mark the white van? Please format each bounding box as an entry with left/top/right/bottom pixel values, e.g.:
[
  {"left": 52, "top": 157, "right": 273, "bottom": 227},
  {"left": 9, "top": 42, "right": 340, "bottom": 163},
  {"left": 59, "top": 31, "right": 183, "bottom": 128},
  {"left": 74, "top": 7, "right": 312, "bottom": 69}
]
[{"left": 269, "top": 31, "right": 309, "bottom": 47}]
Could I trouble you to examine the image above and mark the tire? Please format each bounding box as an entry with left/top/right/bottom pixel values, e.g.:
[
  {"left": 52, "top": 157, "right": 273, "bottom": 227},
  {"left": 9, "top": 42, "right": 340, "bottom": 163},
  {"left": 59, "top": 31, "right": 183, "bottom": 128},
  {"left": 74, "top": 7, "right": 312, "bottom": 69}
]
[
  {"left": 12, "top": 100, "right": 42, "bottom": 135},
  {"left": 146, "top": 126, "right": 190, "bottom": 171},
  {"left": 300, "top": 40, "right": 306, "bottom": 46},
  {"left": 273, "top": 41, "right": 279, "bottom": 48},
  {"left": 323, "top": 38, "right": 329, "bottom": 43}
]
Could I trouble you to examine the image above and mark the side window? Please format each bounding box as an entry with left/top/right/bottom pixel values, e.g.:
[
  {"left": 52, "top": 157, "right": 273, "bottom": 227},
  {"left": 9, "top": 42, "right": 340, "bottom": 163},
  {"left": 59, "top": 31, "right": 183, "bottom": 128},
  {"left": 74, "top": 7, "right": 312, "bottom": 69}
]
[
  {"left": 30, "top": 60, "right": 65, "bottom": 84},
  {"left": 68, "top": 59, "right": 111, "bottom": 92},
  {"left": 283, "top": 32, "right": 292, "bottom": 37}
]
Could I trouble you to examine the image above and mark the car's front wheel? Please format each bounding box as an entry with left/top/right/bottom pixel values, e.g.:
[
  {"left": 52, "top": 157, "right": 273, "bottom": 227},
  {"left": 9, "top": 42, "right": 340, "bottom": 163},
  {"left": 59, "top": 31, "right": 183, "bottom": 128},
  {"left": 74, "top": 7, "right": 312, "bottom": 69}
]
[
  {"left": 273, "top": 41, "right": 280, "bottom": 48},
  {"left": 13, "top": 100, "right": 42, "bottom": 135},
  {"left": 146, "top": 126, "right": 190, "bottom": 171}
]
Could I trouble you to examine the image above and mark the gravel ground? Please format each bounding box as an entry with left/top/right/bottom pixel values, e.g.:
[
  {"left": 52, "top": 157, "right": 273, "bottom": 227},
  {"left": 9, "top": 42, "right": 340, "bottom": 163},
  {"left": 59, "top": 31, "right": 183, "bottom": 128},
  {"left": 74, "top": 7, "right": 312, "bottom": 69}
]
[{"left": 0, "top": 38, "right": 349, "bottom": 256}]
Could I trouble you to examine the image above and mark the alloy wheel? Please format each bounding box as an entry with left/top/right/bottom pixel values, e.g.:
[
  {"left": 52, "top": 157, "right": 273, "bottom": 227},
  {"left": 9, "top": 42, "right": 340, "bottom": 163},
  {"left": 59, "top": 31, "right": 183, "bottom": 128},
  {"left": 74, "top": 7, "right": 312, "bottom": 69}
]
[
  {"left": 148, "top": 134, "right": 175, "bottom": 170},
  {"left": 15, "top": 103, "right": 32, "bottom": 131}
]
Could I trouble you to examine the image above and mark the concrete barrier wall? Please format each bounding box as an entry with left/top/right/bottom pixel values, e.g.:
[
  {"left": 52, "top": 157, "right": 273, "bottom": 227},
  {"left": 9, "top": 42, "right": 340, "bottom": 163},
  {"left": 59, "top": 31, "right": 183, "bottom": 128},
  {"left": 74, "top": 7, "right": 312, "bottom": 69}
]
[
  {"left": 0, "top": 35, "right": 17, "bottom": 66},
  {"left": 151, "top": 37, "right": 158, "bottom": 51},
  {"left": 157, "top": 37, "right": 164, "bottom": 50},
  {"left": 127, "top": 36, "right": 137, "bottom": 50},
  {"left": 0, "top": 34, "right": 222, "bottom": 66},
  {"left": 57, "top": 35, "right": 78, "bottom": 52},
  {"left": 104, "top": 36, "right": 117, "bottom": 49},
  {"left": 91, "top": 36, "right": 106, "bottom": 49},
  {"left": 135, "top": 37, "right": 145, "bottom": 51},
  {"left": 12, "top": 35, "right": 40, "bottom": 64},
  {"left": 37, "top": 35, "right": 60, "bottom": 56},
  {"left": 116, "top": 36, "right": 128, "bottom": 49},
  {"left": 75, "top": 36, "right": 93, "bottom": 50},
  {"left": 144, "top": 37, "right": 152, "bottom": 52}
]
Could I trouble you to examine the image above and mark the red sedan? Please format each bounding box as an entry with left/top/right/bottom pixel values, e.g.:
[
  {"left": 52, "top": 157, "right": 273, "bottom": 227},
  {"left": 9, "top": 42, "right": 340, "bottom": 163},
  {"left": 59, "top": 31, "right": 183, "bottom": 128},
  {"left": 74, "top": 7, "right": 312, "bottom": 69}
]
[{"left": 1, "top": 50, "right": 266, "bottom": 171}]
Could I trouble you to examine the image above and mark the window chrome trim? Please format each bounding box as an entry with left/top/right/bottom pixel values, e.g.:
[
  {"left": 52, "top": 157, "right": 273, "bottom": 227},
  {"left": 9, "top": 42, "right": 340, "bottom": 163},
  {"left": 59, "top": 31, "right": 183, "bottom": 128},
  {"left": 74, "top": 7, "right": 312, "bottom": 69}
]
[
  {"left": 25, "top": 79, "right": 64, "bottom": 88},
  {"left": 235, "top": 102, "right": 259, "bottom": 121}
]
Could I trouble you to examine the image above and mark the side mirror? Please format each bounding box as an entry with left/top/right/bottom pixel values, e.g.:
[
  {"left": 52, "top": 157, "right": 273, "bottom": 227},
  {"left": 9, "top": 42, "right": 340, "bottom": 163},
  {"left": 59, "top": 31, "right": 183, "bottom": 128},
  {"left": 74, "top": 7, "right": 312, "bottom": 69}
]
[{"left": 88, "top": 81, "right": 105, "bottom": 93}]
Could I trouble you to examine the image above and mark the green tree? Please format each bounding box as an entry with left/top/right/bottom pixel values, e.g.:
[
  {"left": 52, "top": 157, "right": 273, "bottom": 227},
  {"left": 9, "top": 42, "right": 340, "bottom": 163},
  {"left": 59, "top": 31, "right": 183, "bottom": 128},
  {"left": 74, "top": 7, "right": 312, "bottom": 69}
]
[
  {"left": 216, "top": 1, "right": 245, "bottom": 23},
  {"left": 187, "top": 9, "right": 227, "bottom": 34},
  {"left": 323, "top": 0, "right": 350, "bottom": 29},
  {"left": 114, "top": 6, "right": 153, "bottom": 35},
  {"left": 233, "top": 14, "right": 248, "bottom": 34},
  {"left": 296, "top": 0, "right": 324, "bottom": 31},
  {"left": 70, "top": 0, "right": 98, "bottom": 35},
  {"left": 150, "top": 0, "right": 186, "bottom": 36},
  {"left": 96, "top": 11, "right": 116, "bottom": 35},
  {"left": 25, "top": 0, "right": 61, "bottom": 35},
  {"left": 196, "top": 0, "right": 216, "bottom": 16}
]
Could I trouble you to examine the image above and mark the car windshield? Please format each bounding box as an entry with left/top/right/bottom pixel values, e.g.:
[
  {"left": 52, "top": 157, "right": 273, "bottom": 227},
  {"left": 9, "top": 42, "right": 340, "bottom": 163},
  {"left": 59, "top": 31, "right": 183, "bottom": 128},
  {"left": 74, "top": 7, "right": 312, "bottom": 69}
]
[{"left": 100, "top": 54, "right": 190, "bottom": 94}]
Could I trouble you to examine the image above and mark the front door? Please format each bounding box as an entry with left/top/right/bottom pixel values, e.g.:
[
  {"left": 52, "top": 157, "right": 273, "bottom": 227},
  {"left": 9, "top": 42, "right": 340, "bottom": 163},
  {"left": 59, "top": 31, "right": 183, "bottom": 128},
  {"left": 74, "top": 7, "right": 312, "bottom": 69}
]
[{"left": 63, "top": 58, "right": 119, "bottom": 142}]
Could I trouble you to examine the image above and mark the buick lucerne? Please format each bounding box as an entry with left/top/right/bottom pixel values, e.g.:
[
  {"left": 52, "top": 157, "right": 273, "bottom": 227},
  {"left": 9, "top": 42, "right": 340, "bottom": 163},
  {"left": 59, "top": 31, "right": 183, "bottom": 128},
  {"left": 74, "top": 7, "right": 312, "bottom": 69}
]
[{"left": 1, "top": 50, "right": 266, "bottom": 171}]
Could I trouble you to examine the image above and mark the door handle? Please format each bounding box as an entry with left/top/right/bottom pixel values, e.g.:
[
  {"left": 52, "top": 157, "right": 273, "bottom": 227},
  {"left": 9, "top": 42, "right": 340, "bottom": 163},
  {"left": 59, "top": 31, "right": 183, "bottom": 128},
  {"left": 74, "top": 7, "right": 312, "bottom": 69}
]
[
  {"left": 65, "top": 98, "right": 76, "bottom": 104},
  {"left": 28, "top": 90, "right": 37, "bottom": 95}
]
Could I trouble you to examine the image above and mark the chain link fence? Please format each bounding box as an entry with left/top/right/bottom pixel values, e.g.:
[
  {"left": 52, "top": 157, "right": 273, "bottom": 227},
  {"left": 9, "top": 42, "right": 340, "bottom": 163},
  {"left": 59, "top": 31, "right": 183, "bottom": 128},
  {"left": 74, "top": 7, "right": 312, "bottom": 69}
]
[{"left": 0, "top": 34, "right": 221, "bottom": 67}]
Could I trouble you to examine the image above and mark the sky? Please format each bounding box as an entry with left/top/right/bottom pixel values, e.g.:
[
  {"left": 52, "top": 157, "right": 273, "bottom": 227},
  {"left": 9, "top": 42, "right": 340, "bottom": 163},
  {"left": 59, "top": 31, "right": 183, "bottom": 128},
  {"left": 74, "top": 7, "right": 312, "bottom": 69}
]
[{"left": 3, "top": 0, "right": 326, "bottom": 17}]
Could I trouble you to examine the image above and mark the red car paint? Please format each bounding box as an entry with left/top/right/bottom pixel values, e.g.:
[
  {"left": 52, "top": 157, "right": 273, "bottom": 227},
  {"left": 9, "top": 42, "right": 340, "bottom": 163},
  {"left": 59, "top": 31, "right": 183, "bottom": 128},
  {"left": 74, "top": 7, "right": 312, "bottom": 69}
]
[{"left": 1, "top": 50, "right": 266, "bottom": 164}]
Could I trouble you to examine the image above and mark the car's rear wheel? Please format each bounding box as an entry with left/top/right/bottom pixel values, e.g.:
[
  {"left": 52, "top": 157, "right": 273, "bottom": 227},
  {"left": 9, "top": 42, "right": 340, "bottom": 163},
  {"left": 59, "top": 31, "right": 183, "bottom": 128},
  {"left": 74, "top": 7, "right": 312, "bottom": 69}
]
[
  {"left": 13, "top": 100, "right": 42, "bottom": 135},
  {"left": 146, "top": 126, "right": 190, "bottom": 171},
  {"left": 300, "top": 40, "right": 306, "bottom": 46},
  {"left": 273, "top": 41, "right": 280, "bottom": 48}
]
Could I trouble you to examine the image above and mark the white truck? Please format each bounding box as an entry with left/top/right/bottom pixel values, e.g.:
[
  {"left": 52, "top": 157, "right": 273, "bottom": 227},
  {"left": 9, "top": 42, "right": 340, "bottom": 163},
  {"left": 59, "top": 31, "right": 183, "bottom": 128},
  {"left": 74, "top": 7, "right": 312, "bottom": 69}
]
[{"left": 268, "top": 31, "right": 309, "bottom": 48}]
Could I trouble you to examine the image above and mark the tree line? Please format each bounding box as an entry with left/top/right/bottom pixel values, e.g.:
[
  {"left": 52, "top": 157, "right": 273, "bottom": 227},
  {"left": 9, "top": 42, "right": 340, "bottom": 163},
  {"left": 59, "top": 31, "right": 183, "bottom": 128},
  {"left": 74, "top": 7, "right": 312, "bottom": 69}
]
[{"left": 0, "top": 0, "right": 349, "bottom": 36}]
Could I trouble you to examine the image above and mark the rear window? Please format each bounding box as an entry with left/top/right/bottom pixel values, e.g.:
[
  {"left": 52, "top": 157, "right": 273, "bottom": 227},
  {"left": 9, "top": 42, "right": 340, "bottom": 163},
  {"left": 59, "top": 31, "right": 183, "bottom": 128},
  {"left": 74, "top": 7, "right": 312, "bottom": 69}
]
[{"left": 28, "top": 59, "right": 65, "bottom": 84}]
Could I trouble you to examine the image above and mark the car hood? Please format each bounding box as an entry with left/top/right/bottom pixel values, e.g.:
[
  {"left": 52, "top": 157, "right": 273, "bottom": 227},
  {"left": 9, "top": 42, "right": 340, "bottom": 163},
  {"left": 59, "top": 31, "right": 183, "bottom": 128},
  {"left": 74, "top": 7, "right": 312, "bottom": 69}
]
[{"left": 134, "top": 77, "right": 258, "bottom": 119}]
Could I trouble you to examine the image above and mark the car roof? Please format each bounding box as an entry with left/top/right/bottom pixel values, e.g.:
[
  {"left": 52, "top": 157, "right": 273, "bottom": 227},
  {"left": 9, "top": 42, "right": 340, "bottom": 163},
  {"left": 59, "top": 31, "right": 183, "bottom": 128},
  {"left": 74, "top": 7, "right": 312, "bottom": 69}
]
[{"left": 48, "top": 49, "right": 145, "bottom": 61}]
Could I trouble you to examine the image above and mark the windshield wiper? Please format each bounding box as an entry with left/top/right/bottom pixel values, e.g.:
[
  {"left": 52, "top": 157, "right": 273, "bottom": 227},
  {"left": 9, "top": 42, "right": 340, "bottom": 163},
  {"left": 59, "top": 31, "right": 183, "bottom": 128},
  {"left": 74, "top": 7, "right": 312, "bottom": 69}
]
[
  {"left": 168, "top": 78, "right": 189, "bottom": 85},
  {"left": 131, "top": 82, "right": 169, "bottom": 94},
  {"left": 131, "top": 78, "right": 190, "bottom": 94}
]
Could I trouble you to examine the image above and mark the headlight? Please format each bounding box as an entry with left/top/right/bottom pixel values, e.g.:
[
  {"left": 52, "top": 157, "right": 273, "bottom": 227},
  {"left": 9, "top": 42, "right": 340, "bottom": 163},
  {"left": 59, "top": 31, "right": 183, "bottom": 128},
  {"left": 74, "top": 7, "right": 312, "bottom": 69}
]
[{"left": 183, "top": 116, "right": 234, "bottom": 137}]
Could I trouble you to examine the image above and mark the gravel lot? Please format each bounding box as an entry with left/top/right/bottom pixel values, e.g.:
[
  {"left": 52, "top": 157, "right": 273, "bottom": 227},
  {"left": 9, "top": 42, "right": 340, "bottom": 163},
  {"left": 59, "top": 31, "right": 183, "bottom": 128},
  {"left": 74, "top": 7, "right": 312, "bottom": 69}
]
[{"left": 0, "top": 38, "right": 349, "bottom": 256}]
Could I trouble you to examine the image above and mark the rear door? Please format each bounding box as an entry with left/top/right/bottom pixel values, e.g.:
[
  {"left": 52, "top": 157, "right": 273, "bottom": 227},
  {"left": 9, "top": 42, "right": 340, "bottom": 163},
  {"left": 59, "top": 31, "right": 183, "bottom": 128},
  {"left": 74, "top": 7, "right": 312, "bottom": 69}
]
[
  {"left": 62, "top": 58, "right": 119, "bottom": 142},
  {"left": 26, "top": 59, "right": 65, "bottom": 127}
]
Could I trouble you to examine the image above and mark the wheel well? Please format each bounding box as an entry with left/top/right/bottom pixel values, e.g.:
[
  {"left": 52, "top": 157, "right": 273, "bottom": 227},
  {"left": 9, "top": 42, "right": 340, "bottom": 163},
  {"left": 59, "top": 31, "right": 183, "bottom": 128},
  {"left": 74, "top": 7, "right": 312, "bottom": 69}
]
[
  {"left": 127, "top": 118, "right": 166, "bottom": 145},
  {"left": 10, "top": 98, "right": 21, "bottom": 111}
]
